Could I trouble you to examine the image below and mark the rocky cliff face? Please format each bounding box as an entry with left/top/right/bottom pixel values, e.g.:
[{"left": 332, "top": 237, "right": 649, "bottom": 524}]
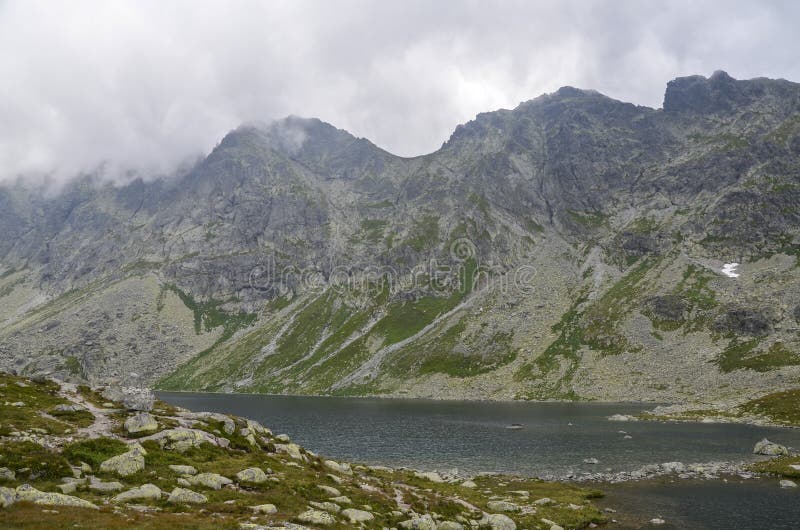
[{"left": 1, "top": 72, "right": 799, "bottom": 407}]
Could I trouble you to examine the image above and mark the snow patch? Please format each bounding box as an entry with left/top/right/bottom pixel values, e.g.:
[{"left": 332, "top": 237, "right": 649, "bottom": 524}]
[{"left": 721, "top": 262, "right": 740, "bottom": 278}]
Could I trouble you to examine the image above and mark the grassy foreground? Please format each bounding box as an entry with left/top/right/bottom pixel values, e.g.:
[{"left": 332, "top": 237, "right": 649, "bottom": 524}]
[{"left": 0, "top": 372, "right": 606, "bottom": 529}]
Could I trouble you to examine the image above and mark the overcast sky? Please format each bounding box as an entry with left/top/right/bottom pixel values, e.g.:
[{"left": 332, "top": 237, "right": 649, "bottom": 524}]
[{"left": 1, "top": 0, "right": 799, "bottom": 185}]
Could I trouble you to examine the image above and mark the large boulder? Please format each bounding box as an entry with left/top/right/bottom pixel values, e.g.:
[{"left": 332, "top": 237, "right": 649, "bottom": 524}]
[
  {"left": 251, "top": 503, "right": 278, "bottom": 514},
  {"left": 154, "top": 428, "right": 212, "bottom": 452},
  {"left": 99, "top": 444, "right": 146, "bottom": 477},
  {"left": 487, "top": 500, "right": 520, "bottom": 512},
  {"left": 753, "top": 438, "right": 789, "bottom": 456},
  {"left": 478, "top": 513, "right": 517, "bottom": 530},
  {"left": 187, "top": 472, "right": 233, "bottom": 490},
  {"left": 176, "top": 411, "right": 236, "bottom": 435},
  {"left": 168, "top": 464, "right": 197, "bottom": 476},
  {"left": 0, "top": 467, "right": 15, "bottom": 481},
  {"left": 124, "top": 412, "right": 159, "bottom": 434},
  {"left": 341, "top": 508, "right": 374, "bottom": 523},
  {"left": 167, "top": 487, "right": 207, "bottom": 504},
  {"left": 323, "top": 460, "right": 352, "bottom": 475},
  {"left": 112, "top": 483, "right": 162, "bottom": 502},
  {"left": 14, "top": 484, "right": 98, "bottom": 509},
  {"left": 236, "top": 467, "right": 269, "bottom": 484}
]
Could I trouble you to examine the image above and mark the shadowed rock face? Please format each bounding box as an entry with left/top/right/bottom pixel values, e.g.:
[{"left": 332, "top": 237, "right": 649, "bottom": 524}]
[
  {"left": 714, "top": 308, "right": 773, "bottom": 337},
  {"left": 1, "top": 72, "right": 800, "bottom": 402}
]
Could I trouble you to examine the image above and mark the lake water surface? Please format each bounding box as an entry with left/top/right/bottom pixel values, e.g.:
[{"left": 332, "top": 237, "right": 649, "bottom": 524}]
[
  {"left": 157, "top": 392, "right": 800, "bottom": 477},
  {"left": 157, "top": 393, "right": 800, "bottom": 529}
]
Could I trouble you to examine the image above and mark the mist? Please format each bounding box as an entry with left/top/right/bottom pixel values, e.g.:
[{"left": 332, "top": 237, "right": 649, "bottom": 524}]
[{"left": 1, "top": 0, "right": 798, "bottom": 185}]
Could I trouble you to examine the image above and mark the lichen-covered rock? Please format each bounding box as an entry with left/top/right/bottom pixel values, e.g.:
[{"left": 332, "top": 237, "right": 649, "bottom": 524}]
[
  {"left": 251, "top": 503, "right": 278, "bottom": 514},
  {"left": 236, "top": 467, "right": 269, "bottom": 484},
  {"left": 156, "top": 428, "right": 210, "bottom": 452},
  {"left": 478, "top": 513, "right": 517, "bottom": 530},
  {"left": 341, "top": 508, "right": 374, "bottom": 523},
  {"left": 297, "top": 508, "right": 336, "bottom": 525},
  {"left": 167, "top": 487, "right": 207, "bottom": 504},
  {"left": 14, "top": 484, "right": 98, "bottom": 509},
  {"left": 487, "top": 500, "right": 520, "bottom": 512},
  {"left": 309, "top": 501, "right": 341, "bottom": 513},
  {"left": 88, "top": 479, "right": 125, "bottom": 492},
  {"left": 323, "top": 460, "right": 352, "bottom": 475},
  {"left": 177, "top": 411, "right": 236, "bottom": 435},
  {"left": 414, "top": 471, "right": 444, "bottom": 483},
  {"left": 0, "top": 486, "right": 15, "bottom": 508},
  {"left": 112, "top": 483, "right": 162, "bottom": 502},
  {"left": 124, "top": 412, "right": 159, "bottom": 434},
  {"left": 276, "top": 443, "right": 304, "bottom": 460},
  {"left": 753, "top": 438, "right": 788, "bottom": 456},
  {"left": 317, "top": 485, "right": 341, "bottom": 497},
  {"left": 0, "top": 467, "right": 14, "bottom": 481},
  {"left": 169, "top": 464, "right": 198, "bottom": 475},
  {"left": 187, "top": 472, "right": 233, "bottom": 490},
  {"left": 99, "top": 445, "right": 146, "bottom": 477}
]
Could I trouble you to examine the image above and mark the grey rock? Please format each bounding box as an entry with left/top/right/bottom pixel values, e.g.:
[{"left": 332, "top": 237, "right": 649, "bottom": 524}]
[
  {"left": 124, "top": 412, "right": 158, "bottom": 434},
  {"left": 753, "top": 438, "right": 789, "bottom": 456},
  {"left": 167, "top": 487, "right": 207, "bottom": 504},
  {"left": 236, "top": 467, "right": 269, "bottom": 484},
  {"left": 112, "top": 483, "right": 162, "bottom": 502}
]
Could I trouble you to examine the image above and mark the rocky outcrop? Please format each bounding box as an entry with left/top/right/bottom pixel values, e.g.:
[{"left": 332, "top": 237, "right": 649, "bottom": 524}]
[
  {"left": 100, "top": 386, "right": 155, "bottom": 412},
  {"left": 112, "top": 483, "right": 162, "bottom": 502},
  {"left": 123, "top": 412, "right": 158, "bottom": 434},
  {"left": 14, "top": 484, "right": 98, "bottom": 509},
  {"left": 99, "top": 444, "right": 146, "bottom": 477},
  {"left": 167, "top": 487, "right": 207, "bottom": 504},
  {"left": 753, "top": 438, "right": 789, "bottom": 456}
]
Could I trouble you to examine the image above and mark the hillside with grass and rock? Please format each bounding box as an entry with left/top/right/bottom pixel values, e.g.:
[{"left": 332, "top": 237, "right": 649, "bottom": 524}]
[
  {"left": 1, "top": 72, "right": 800, "bottom": 417},
  {"left": 0, "top": 372, "right": 609, "bottom": 529}
]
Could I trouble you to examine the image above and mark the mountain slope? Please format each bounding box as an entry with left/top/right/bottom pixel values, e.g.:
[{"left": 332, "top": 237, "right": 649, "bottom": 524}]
[{"left": 1, "top": 71, "right": 799, "bottom": 408}]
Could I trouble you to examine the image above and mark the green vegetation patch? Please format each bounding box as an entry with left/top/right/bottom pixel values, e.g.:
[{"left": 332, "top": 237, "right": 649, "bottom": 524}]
[
  {"left": 716, "top": 341, "right": 800, "bottom": 373},
  {"left": 739, "top": 389, "right": 800, "bottom": 426}
]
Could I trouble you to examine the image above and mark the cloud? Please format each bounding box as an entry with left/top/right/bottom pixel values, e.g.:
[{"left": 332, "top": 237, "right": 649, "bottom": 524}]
[{"left": 0, "top": 0, "right": 798, "bottom": 185}]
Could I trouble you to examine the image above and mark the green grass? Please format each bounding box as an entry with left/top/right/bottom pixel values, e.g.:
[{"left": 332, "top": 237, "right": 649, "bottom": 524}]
[
  {"left": 739, "top": 389, "right": 800, "bottom": 426},
  {"left": 62, "top": 438, "right": 130, "bottom": 468},
  {"left": 716, "top": 341, "right": 800, "bottom": 373}
]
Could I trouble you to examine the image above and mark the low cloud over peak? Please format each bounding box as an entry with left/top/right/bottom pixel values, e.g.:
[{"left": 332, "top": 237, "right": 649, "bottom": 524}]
[{"left": 1, "top": 0, "right": 798, "bottom": 186}]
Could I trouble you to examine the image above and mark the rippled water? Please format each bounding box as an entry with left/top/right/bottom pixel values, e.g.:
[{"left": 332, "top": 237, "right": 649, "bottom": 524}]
[
  {"left": 157, "top": 392, "right": 800, "bottom": 477},
  {"left": 158, "top": 392, "right": 800, "bottom": 529}
]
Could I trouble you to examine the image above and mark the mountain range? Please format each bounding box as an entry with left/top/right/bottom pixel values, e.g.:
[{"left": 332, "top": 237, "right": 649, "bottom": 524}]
[{"left": 1, "top": 71, "right": 799, "bottom": 410}]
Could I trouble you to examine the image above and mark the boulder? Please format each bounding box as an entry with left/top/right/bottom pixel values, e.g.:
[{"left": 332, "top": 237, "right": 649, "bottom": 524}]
[
  {"left": 309, "top": 501, "right": 341, "bottom": 513},
  {"left": 329, "top": 495, "right": 351, "bottom": 504},
  {"left": 251, "top": 503, "right": 278, "bottom": 514},
  {"left": 0, "top": 467, "right": 15, "bottom": 481},
  {"left": 124, "top": 412, "right": 159, "bottom": 434},
  {"left": 14, "top": 484, "right": 98, "bottom": 509},
  {"left": 113, "top": 483, "right": 162, "bottom": 502},
  {"left": 439, "top": 522, "right": 465, "bottom": 530},
  {"left": 0, "top": 487, "right": 15, "bottom": 508},
  {"left": 461, "top": 480, "right": 477, "bottom": 488},
  {"left": 168, "top": 464, "right": 198, "bottom": 476},
  {"left": 52, "top": 404, "right": 86, "bottom": 413},
  {"left": 167, "top": 487, "right": 207, "bottom": 504},
  {"left": 608, "top": 414, "right": 638, "bottom": 422},
  {"left": 533, "top": 497, "right": 554, "bottom": 505},
  {"left": 780, "top": 480, "right": 797, "bottom": 488},
  {"left": 177, "top": 411, "right": 236, "bottom": 435},
  {"left": 187, "top": 472, "right": 233, "bottom": 490},
  {"left": 487, "top": 500, "right": 520, "bottom": 512},
  {"left": 323, "top": 460, "right": 352, "bottom": 475},
  {"left": 236, "top": 467, "right": 269, "bottom": 484},
  {"left": 317, "top": 485, "right": 341, "bottom": 497},
  {"left": 583, "top": 458, "right": 599, "bottom": 465},
  {"left": 275, "top": 443, "right": 304, "bottom": 460},
  {"left": 341, "top": 508, "right": 374, "bottom": 523},
  {"left": 88, "top": 479, "right": 125, "bottom": 492},
  {"left": 156, "top": 428, "right": 211, "bottom": 452},
  {"left": 753, "top": 438, "right": 789, "bottom": 456},
  {"left": 414, "top": 471, "right": 444, "bottom": 483},
  {"left": 99, "top": 446, "right": 146, "bottom": 477},
  {"left": 57, "top": 483, "right": 77, "bottom": 494},
  {"left": 297, "top": 508, "right": 336, "bottom": 525}
]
